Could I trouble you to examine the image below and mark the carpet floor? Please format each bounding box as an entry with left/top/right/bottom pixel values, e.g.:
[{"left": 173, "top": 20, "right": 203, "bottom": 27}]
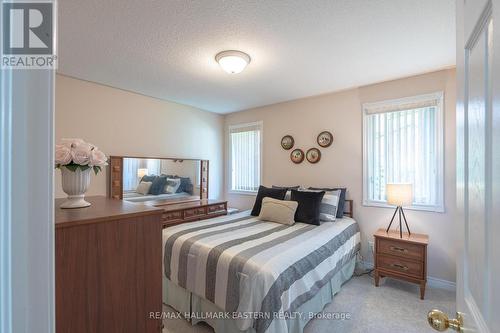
[{"left": 162, "top": 274, "right": 455, "bottom": 333}]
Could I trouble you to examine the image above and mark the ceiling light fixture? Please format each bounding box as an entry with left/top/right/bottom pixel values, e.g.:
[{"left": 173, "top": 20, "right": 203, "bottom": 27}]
[{"left": 215, "top": 50, "right": 251, "bottom": 74}]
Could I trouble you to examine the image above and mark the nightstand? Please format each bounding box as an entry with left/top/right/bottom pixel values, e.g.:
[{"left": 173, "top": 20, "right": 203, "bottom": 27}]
[{"left": 373, "top": 228, "right": 429, "bottom": 299}]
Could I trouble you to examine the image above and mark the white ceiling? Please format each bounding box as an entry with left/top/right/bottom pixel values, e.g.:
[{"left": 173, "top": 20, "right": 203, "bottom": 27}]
[{"left": 58, "top": 0, "right": 455, "bottom": 114}]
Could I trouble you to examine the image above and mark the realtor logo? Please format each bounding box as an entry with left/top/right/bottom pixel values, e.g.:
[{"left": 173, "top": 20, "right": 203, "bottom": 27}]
[{"left": 2, "top": 1, "right": 57, "bottom": 69}]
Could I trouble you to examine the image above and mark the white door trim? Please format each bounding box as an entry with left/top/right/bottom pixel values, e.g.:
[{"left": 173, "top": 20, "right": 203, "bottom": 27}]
[{"left": 0, "top": 3, "right": 56, "bottom": 332}]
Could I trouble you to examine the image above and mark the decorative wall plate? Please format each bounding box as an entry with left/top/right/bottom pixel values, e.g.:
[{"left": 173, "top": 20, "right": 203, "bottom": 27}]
[
  {"left": 290, "top": 149, "right": 304, "bottom": 164},
  {"left": 317, "top": 131, "right": 333, "bottom": 148},
  {"left": 281, "top": 135, "right": 295, "bottom": 150},
  {"left": 306, "top": 148, "right": 321, "bottom": 163}
]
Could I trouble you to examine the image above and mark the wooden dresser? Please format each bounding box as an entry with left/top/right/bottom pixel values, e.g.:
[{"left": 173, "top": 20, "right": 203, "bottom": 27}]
[
  {"left": 143, "top": 199, "right": 228, "bottom": 228},
  {"left": 373, "top": 228, "right": 429, "bottom": 299},
  {"left": 55, "top": 196, "right": 164, "bottom": 333}
]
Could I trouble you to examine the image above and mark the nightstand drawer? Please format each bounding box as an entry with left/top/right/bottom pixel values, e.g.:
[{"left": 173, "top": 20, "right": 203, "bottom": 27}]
[
  {"left": 378, "top": 238, "right": 425, "bottom": 261},
  {"left": 377, "top": 254, "right": 424, "bottom": 278}
]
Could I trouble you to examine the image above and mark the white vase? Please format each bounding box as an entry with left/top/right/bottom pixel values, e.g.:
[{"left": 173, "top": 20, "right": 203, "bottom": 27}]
[{"left": 60, "top": 166, "right": 92, "bottom": 209}]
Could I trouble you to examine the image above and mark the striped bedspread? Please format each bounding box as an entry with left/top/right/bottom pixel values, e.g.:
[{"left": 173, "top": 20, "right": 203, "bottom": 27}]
[{"left": 163, "top": 211, "right": 360, "bottom": 333}]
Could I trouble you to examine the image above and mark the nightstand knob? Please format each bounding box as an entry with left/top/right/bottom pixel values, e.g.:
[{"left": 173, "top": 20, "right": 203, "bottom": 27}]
[{"left": 428, "top": 310, "right": 463, "bottom": 332}]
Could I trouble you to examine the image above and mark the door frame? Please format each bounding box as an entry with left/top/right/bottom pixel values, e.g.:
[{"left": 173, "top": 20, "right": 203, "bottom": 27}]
[{"left": 0, "top": 2, "right": 56, "bottom": 332}]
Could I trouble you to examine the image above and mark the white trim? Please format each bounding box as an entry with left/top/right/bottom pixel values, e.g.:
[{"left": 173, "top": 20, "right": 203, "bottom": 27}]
[
  {"left": 228, "top": 190, "right": 258, "bottom": 196},
  {"left": 362, "top": 201, "right": 446, "bottom": 213},
  {"left": 362, "top": 91, "right": 444, "bottom": 114},
  {"left": 0, "top": 2, "right": 13, "bottom": 328},
  {"left": 227, "top": 121, "right": 263, "bottom": 194},
  {"left": 465, "top": 290, "right": 491, "bottom": 333},
  {"left": 362, "top": 92, "right": 445, "bottom": 213},
  {"left": 0, "top": 3, "right": 56, "bottom": 329},
  {"left": 361, "top": 261, "right": 456, "bottom": 291}
]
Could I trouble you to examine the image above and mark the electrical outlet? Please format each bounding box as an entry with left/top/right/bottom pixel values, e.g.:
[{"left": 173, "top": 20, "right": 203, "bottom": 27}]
[{"left": 368, "top": 240, "right": 374, "bottom": 253}]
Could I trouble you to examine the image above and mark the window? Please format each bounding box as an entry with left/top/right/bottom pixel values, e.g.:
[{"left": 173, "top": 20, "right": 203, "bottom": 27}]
[
  {"left": 363, "top": 92, "right": 444, "bottom": 212},
  {"left": 228, "top": 121, "right": 262, "bottom": 193}
]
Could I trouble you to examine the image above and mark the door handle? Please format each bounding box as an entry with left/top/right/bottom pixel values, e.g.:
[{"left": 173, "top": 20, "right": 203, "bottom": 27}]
[{"left": 428, "top": 310, "right": 463, "bottom": 332}]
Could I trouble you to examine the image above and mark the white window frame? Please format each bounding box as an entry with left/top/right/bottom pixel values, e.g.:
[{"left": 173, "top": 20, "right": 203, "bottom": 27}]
[
  {"left": 227, "top": 121, "right": 263, "bottom": 195},
  {"left": 362, "top": 92, "right": 445, "bottom": 212}
]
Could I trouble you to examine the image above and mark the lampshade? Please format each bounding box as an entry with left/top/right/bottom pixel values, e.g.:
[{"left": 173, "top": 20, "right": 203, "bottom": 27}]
[
  {"left": 386, "top": 183, "right": 413, "bottom": 206},
  {"left": 137, "top": 168, "right": 148, "bottom": 179},
  {"left": 215, "top": 50, "right": 251, "bottom": 74}
]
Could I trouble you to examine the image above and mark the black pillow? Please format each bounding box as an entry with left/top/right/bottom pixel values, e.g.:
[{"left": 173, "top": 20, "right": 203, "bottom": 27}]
[
  {"left": 150, "top": 175, "right": 168, "bottom": 195},
  {"left": 309, "top": 187, "right": 347, "bottom": 218},
  {"left": 141, "top": 175, "right": 157, "bottom": 183},
  {"left": 251, "top": 186, "right": 287, "bottom": 216},
  {"left": 176, "top": 177, "right": 192, "bottom": 193},
  {"left": 290, "top": 189, "right": 325, "bottom": 225}
]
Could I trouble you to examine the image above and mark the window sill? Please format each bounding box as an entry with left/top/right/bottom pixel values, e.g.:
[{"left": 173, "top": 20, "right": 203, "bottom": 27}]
[
  {"left": 363, "top": 201, "right": 445, "bottom": 213},
  {"left": 228, "top": 190, "right": 258, "bottom": 196}
]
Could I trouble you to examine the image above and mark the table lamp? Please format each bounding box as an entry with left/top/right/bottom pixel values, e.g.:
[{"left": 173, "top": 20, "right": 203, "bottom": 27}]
[
  {"left": 386, "top": 183, "right": 413, "bottom": 238},
  {"left": 137, "top": 168, "right": 148, "bottom": 180}
]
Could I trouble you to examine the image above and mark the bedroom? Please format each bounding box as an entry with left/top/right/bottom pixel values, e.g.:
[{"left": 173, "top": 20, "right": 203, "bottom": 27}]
[{"left": 1, "top": 1, "right": 499, "bottom": 333}]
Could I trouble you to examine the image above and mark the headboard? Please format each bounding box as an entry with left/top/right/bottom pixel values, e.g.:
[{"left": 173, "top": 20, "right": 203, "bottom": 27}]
[{"left": 343, "top": 199, "right": 354, "bottom": 218}]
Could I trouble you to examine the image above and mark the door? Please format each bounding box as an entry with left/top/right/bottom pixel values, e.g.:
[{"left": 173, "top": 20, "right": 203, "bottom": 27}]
[{"left": 430, "top": 0, "right": 500, "bottom": 332}]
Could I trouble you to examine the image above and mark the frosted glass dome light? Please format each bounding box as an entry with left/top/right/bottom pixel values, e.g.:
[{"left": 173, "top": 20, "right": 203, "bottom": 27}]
[{"left": 215, "top": 50, "right": 251, "bottom": 74}]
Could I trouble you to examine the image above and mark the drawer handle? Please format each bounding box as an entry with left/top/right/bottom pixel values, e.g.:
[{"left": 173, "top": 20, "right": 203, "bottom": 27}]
[
  {"left": 390, "top": 246, "right": 409, "bottom": 253},
  {"left": 390, "top": 263, "right": 409, "bottom": 271}
]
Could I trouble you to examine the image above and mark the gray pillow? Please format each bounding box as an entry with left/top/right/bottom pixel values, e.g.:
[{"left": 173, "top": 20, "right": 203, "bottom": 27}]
[
  {"left": 309, "top": 187, "right": 347, "bottom": 218},
  {"left": 318, "top": 190, "right": 341, "bottom": 221}
]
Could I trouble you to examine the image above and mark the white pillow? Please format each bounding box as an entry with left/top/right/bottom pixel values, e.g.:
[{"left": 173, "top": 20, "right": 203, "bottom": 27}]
[
  {"left": 165, "top": 178, "right": 181, "bottom": 194},
  {"left": 136, "top": 181, "right": 152, "bottom": 195},
  {"left": 258, "top": 197, "right": 298, "bottom": 225}
]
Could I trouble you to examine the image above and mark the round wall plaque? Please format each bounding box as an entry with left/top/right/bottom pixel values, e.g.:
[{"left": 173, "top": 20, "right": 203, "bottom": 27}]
[
  {"left": 306, "top": 148, "right": 321, "bottom": 163},
  {"left": 281, "top": 135, "right": 295, "bottom": 150},
  {"left": 317, "top": 131, "right": 333, "bottom": 148},
  {"left": 290, "top": 149, "right": 304, "bottom": 164}
]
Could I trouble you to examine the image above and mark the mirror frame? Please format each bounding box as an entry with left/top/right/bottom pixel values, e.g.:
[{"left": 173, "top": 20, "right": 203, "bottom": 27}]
[{"left": 108, "top": 156, "right": 209, "bottom": 203}]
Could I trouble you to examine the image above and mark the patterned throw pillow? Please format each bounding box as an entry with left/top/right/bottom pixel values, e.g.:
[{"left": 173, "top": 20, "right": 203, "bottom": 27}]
[
  {"left": 309, "top": 187, "right": 347, "bottom": 218},
  {"left": 318, "top": 189, "right": 341, "bottom": 222},
  {"left": 165, "top": 178, "right": 181, "bottom": 194}
]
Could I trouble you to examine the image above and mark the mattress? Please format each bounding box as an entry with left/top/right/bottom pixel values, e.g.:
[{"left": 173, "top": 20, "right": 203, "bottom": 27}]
[{"left": 162, "top": 211, "right": 360, "bottom": 333}]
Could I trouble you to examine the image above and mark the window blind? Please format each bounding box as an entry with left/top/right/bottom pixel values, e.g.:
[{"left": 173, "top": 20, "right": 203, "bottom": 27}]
[
  {"left": 363, "top": 92, "right": 444, "bottom": 211},
  {"left": 229, "top": 123, "right": 262, "bottom": 192}
]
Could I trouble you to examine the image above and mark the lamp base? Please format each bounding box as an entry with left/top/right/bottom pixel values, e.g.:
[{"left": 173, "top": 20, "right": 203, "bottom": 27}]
[{"left": 386, "top": 206, "right": 411, "bottom": 238}]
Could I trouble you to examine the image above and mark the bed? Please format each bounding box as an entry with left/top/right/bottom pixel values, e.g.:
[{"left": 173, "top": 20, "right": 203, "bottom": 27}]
[
  {"left": 122, "top": 191, "right": 192, "bottom": 202},
  {"left": 162, "top": 210, "right": 360, "bottom": 333}
]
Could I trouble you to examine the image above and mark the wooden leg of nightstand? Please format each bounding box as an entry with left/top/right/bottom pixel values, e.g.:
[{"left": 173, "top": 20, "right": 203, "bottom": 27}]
[
  {"left": 420, "top": 281, "right": 426, "bottom": 300},
  {"left": 374, "top": 270, "right": 380, "bottom": 287}
]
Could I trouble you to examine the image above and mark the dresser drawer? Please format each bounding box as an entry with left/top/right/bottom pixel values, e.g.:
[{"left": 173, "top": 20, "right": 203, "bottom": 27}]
[
  {"left": 208, "top": 203, "right": 226, "bottom": 214},
  {"left": 163, "top": 210, "right": 183, "bottom": 222},
  {"left": 376, "top": 254, "right": 424, "bottom": 278},
  {"left": 184, "top": 207, "right": 207, "bottom": 219},
  {"left": 377, "top": 238, "right": 425, "bottom": 261}
]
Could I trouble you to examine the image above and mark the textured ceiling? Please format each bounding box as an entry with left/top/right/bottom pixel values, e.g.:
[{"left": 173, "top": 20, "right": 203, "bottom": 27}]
[{"left": 58, "top": 0, "right": 455, "bottom": 114}]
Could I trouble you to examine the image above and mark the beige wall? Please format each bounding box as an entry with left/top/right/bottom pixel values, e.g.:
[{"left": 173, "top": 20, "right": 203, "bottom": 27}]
[
  {"left": 225, "top": 69, "right": 456, "bottom": 283},
  {"left": 55, "top": 75, "right": 224, "bottom": 199}
]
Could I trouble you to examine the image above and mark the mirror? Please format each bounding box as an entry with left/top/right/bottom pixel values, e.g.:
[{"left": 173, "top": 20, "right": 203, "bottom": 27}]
[{"left": 109, "top": 156, "right": 208, "bottom": 204}]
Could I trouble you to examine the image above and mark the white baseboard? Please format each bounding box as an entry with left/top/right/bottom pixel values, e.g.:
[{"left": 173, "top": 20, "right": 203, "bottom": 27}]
[{"left": 358, "top": 260, "right": 456, "bottom": 292}]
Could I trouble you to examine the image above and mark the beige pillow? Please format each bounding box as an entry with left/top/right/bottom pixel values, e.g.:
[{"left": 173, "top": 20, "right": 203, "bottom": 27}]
[
  {"left": 136, "top": 181, "right": 152, "bottom": 195},
  {"left": 258, "top": 197, "right": 298, "bottom": 225}
]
